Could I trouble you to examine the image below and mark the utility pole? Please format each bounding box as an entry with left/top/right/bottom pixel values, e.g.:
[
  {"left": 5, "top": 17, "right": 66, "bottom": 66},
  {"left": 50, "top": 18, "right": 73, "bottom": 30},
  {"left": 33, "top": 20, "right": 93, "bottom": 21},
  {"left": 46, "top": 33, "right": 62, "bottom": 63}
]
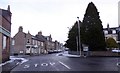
[{"left": 77, "top": 17, "right": 81, "bottom": 57}]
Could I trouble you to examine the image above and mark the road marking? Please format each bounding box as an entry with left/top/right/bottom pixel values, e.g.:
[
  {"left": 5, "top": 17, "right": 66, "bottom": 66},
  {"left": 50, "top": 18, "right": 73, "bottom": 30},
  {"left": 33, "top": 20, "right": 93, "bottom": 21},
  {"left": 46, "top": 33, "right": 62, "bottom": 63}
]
[
  {"left": 41, "top": 63, "right": 48, "bottom": 66},
  {"left": 49, "top": 62, "right": 55, "bottom": 66},
  {"left": 117, "top": 62, "right": 120, "bottom": 66},
  {"left": 24, "top": 64, "right": 30, "bottom": 68},
  {"left": 16, "top": 62, "right": 20, "bottom": 65},
  {"left": 34, "top": 64, "right": 38, "bottom": 67},
  {"left": 58, "top": 61, "right": 71, "bottom": 69}
]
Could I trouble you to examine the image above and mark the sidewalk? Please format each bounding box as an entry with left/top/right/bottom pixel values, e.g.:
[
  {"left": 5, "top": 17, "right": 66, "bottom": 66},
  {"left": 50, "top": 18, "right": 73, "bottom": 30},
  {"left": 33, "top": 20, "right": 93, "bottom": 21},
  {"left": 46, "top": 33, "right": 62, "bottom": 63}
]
[
  {"left": 56, "top": 51, "right": 120, "bottom": 58},
  {"left": 56, "top": 51, "right": 82, "bottom": 58},
  {"left": 0, "top": 56, "right": 28, "bottom": 72}
]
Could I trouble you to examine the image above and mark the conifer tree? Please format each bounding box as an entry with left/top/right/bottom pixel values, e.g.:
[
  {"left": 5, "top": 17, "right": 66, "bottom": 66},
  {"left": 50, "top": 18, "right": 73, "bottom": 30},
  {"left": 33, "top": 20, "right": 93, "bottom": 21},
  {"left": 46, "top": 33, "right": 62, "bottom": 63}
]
[
  {"left": 81, "top": 2, "right": 106, "bottom": 51},
  {"left": 65, "top": 21, "right": 82, "bottom": 51}
]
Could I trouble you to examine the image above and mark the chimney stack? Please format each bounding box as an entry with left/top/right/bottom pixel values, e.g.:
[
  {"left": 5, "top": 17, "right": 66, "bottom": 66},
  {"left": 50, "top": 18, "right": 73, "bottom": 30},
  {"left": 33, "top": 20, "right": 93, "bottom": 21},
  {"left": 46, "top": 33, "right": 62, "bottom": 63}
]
[
  {"left": 38, "top": 31, "right": 42, "bottom": 35},
  {"left": 7, "top": 5, "right": 10, "bottom": 11},
  {"left": 19, "top": 26, "right": 23, "bottom": 32}
]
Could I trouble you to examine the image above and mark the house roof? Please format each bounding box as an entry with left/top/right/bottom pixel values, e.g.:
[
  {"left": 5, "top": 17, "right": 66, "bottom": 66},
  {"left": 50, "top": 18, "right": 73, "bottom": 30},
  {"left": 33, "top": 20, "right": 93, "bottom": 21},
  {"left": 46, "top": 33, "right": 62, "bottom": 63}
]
[
  {"left": 103, "top": 27, "right": 119, "bottom": 30},
  {"left": 35, "top": 35, "right": 46, "bottom": 42}
]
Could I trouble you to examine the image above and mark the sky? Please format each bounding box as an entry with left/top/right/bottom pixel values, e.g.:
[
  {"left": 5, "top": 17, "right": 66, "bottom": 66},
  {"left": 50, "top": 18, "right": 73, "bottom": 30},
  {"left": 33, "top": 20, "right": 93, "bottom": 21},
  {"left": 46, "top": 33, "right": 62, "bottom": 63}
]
[{"left": 0, "top": 0, "right": 119, "bottom": 44}]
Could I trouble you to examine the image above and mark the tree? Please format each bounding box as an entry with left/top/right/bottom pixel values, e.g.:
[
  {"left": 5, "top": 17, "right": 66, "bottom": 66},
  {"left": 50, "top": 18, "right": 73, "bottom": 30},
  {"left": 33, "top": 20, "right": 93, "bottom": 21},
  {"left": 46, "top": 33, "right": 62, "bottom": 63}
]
[
  {"left": 106, "top": 37, "right": 119, "bottom": 50},
  {"left": 81, "top": 2, "right": 106, "bottom": 51},
  {"left": 65, "top": 21, "right": 82, "bottom": 51}
]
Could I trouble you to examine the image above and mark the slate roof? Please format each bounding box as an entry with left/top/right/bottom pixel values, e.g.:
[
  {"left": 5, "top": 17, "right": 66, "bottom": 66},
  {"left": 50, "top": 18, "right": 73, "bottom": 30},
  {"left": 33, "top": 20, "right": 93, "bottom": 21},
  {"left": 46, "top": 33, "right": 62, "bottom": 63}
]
[
  {"left": 34, "top": 35, "right": 46, "bottom": 42},
  {"left": 103, "top": 27, "right": 119, "bottom": 30}
]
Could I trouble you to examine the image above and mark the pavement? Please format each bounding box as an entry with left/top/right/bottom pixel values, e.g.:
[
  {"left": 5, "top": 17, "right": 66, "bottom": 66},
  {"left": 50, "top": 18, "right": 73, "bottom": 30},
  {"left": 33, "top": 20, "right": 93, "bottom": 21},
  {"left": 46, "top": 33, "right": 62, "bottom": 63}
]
[
  {"left": 56, "top": 51, "right": 86, "bottom": 58},
  {"left": 0, "top": 56, "right": 29, "bottom": 73}
]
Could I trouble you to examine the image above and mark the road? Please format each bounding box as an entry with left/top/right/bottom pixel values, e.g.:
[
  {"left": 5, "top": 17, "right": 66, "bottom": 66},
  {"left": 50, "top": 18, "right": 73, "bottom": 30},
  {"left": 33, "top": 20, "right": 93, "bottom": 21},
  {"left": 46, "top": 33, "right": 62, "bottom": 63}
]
[{"left": 10, "top": 53, "right": 119, "bottom": 73}]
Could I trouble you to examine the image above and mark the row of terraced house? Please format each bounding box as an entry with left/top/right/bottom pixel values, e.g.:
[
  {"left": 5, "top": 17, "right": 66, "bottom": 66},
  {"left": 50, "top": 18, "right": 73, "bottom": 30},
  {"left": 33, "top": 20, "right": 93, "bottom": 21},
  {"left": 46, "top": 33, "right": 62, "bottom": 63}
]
[{"left": 10, "top": 26, "right": 64, "bottom": 55}]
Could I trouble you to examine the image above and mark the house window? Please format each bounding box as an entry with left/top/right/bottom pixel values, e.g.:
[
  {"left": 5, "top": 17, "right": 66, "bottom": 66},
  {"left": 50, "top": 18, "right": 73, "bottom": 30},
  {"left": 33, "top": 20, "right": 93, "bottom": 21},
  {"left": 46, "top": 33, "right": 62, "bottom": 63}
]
[
  {"left": 104, "top": 30, "right": 108, "bottom": 34},
  {"left": 38, "top": 41, "right": 40, "bottom": 45},
  {"left": 12, "top": 40, "right": 15, "bottom": 45},
  {"left": 113, "top": 30, "right": 116, "bottom": 34},
  {"left": 36, "top": 41, "right": 37, "bottom": 45},
  {"left": 3, "top": 35, "right": 7, "bottom": 49},
  {"left": 41, "top": 42, "right": 44, "bottom": 46},
  {"left": 20, "top": 51, "right": 23, "bottom": 54},
  {"left": 34, "top": 40, "right": 36, "bottom": 45},
  {"left": 33, "top": 40, "right": 35, "bottom": 45},
  {"left": 26, "top": 46, "right": 30, "bottom": 48},
  {"left": 27, "top": 39, "right": 30, "bottom": 43},
  {"left": 47, "top": 37, "right": 49, "bottom": 41}
]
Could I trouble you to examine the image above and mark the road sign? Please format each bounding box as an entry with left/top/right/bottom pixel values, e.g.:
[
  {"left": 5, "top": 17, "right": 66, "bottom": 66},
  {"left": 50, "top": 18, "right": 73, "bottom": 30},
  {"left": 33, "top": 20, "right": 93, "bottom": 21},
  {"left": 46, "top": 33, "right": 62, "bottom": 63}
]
[{"left": 83, "top": 47, "right": 88, "bottom": 51}]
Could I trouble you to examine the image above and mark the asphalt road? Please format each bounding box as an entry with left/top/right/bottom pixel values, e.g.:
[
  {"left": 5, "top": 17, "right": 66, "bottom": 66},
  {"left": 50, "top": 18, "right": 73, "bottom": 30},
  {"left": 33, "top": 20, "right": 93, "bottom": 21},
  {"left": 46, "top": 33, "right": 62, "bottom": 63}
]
[{"left": 9, "top": 53, "right": 120, "bottom": 73}]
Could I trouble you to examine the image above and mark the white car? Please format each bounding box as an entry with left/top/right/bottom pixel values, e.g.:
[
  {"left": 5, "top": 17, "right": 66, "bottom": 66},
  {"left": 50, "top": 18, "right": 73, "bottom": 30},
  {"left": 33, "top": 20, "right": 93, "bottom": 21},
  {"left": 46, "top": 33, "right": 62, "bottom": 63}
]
[{"left": 112, "top": 50, "right": 120, "bottom": 52}]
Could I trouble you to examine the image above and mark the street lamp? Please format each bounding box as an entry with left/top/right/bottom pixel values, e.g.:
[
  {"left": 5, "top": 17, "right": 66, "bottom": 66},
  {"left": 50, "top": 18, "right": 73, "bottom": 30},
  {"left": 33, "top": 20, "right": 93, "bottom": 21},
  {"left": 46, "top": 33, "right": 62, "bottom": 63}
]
[
  {"left": 77, "top": 17, "right": 82, "bottom": 57},
  {"left": 117, "top": 25, "right": 120, "bottom": 68},
  {"left": 117, "top": 25, "right": 120, "bottom": 49},
  {"left": 76, "top": 36, "right": 78, "bottom": 55}
]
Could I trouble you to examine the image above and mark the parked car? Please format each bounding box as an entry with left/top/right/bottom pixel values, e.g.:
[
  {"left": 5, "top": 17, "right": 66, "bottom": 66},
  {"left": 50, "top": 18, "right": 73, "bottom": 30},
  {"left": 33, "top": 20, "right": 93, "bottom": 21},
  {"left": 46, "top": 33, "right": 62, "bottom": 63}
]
[{"left": 112, "top": 50, "right": 120, "bottom": 52}]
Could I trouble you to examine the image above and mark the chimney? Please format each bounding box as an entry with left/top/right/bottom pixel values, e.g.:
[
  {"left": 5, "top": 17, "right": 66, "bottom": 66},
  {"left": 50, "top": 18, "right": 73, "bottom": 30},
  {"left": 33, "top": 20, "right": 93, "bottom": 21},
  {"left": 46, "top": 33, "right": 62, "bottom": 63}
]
[
  {"left": 38, "top": 31, "right": 42, "bottom": 35},
  {"left": 19, "top": 26, "right": 23, "bottom": 32},
  {"left": 7, "top": 5, "right": 10, "bottom": 11},
  {"left": 107, "top": 23, "right": 109, "bottom": 29}
]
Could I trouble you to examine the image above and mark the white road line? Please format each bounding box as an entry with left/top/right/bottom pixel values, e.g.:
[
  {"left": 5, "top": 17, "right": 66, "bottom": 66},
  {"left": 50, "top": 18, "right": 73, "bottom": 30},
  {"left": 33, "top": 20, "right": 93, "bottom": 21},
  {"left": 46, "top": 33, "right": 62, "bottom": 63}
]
[
  {"left": 49, "top": 62, "right": 55, "bottom": 66},
  {"left": 34, "top": 64, "right": 38, "bottom": 67},
  {"left": 117, "top": 62, "right": 120, "bottom": 66},
  {"left": 58, "top": 61, "right": 71, "bottom": 69},
  {"left": 16, "top": 62, "right": 20, "bottom": 65},
  {"left": 24, "top": 64, "right": 30, "bottom": 68}
]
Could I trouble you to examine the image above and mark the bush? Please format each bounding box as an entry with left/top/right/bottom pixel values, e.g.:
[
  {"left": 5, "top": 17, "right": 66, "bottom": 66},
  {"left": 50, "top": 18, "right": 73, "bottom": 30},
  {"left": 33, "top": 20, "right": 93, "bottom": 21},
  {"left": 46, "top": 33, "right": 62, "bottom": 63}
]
[{"left": 106, "top": 37, "right": 119, "bottom": 50}]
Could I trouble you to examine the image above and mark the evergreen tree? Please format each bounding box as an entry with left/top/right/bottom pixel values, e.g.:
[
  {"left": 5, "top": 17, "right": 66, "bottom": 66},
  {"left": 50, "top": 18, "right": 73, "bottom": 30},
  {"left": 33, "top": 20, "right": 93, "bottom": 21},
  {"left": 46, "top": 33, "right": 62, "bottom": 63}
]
[
  {"left": 81, "top": 2, "right": 106, "bottom": 51},
  {"left": 65, "top": 21, "right": 82, "bottom": 51}
]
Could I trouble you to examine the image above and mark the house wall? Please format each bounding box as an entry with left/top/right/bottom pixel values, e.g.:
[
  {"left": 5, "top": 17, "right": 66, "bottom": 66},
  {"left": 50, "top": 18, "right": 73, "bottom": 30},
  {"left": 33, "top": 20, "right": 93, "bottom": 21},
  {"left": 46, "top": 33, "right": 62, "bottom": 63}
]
[
  {"left": 0, "top": 8, "right": 11, "bottom": 62},
  {"left": 0, "top": 33, "right": 2, "bottom": 63},
  {"left": 13, "top": 32, "right": 25, "bottom": 55},
  {"left": 25, "top": 33, "right": 32, "bottom": 55}
]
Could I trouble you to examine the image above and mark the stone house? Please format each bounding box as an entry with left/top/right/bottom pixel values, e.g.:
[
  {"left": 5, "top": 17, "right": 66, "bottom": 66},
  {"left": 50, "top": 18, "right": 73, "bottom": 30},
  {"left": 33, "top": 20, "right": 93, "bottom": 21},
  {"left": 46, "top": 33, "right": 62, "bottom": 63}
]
[
  {"left": 44, "top": 35, "right": 55, "bottom": 52},
  {"left": 12, "top": 26, "right": 26, "bottom": 55},
  {"left": 103, "top": 24, "right": 119, "bottom": 42},
  {"left": 12, "top": 26, "right": 47, "bottom": 55},
  {"left": 35, "top": 31, "right": 47, "bottom": 54}
]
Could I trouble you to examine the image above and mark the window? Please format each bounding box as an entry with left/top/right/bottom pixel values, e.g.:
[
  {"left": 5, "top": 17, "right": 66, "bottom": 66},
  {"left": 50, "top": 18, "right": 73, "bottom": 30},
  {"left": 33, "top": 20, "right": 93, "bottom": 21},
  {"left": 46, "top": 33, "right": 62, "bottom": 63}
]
[
  {"left": 47, "top": 37, "right": 49, "bottom": 41},
  {"left": 26, "top": 46, "right": 30, "bottom": 48},
  {"left": 33, "top": 40, "right": 35, "bottom": 45},
  {"left": 41, "top": 42, "right": 44, "bottom": 46},
  {"left": 3, "top": 35, "right": 7, "bottom": 49},
  {"left": 113, "top": 30, "right": 116, "bottom": 34},
  {"left": 27, "top": 39, "right": 30, "bottom": 43},
  {"left": 104, "top": 30, "right": 108, "bottom": 34},
  {"left": 36, "top": 41, "right": 37, "bottom": 45},
  {"left": 38, "top": 41, "right": 40, "bottom": 45},
  {"left": 20, "top": 51, "right": 23, "bottom": 54},
  {"left": 12, "top": 40, "right": 15, "bottom": 45},
  {"left": 34, "top": 40, "right": 36, "bottom": 44}
]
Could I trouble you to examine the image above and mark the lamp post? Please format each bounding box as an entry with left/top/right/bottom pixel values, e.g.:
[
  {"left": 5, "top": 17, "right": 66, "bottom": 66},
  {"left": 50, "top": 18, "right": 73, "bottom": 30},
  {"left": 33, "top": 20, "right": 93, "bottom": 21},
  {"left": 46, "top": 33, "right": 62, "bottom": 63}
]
[
  {"left": 77, "top": 17, "right": 81, "bottom": 57},
  {"left": 117, "top": 25, "right": 120, "bottom": 67},
  {"left": 76, "top": 36, "right": 78, "bottom": 55},
  {"left": 118, "top": 26, "right": 120, "bottom": 50}
]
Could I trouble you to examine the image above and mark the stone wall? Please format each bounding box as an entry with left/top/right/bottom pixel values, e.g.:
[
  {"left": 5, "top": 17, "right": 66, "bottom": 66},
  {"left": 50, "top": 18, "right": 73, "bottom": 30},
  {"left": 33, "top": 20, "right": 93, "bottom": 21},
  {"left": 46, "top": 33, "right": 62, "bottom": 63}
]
[
  {"left": 68, "top": 51, "right": 120, "bottom": 57},
  {"left": 90, "top": 51, "right": 120, "bottom": 57}
]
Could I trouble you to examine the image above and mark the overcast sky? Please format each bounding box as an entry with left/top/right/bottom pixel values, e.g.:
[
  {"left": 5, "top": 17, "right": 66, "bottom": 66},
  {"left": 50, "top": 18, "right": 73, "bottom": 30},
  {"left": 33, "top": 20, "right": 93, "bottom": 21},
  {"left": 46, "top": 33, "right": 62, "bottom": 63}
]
[{"left": 0, "top": 0, "right": 119, "bottom": 44}]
